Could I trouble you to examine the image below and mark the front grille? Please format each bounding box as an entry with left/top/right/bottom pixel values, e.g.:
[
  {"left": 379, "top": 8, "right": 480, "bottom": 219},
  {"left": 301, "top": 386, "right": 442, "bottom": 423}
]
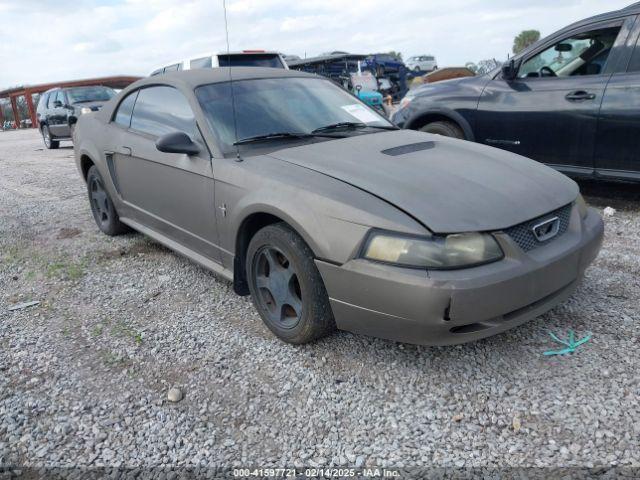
[{"left": 504, "top": 204, "right": 572, "bottom": 252}]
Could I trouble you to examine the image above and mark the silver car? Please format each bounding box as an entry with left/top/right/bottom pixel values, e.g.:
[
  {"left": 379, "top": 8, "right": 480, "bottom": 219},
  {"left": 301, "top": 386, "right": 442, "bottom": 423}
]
[
  {"left": 74, "top": 68, "right": 604, "bottom": 345},
  {"left": 406, "top": 55, "right": 438, "bottom": 72}
]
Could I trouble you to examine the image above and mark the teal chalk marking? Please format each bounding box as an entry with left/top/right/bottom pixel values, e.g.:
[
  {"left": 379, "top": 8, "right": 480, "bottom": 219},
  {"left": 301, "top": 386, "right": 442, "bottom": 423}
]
[{"left": 543, "top": 329, "right": 592, "bottom": 356}]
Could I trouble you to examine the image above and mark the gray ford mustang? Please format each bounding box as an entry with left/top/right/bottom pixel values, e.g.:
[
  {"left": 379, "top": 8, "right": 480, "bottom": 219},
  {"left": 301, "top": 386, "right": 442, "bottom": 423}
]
[{"left": 73, "top": 67, "right": 604, "bottom": 346}]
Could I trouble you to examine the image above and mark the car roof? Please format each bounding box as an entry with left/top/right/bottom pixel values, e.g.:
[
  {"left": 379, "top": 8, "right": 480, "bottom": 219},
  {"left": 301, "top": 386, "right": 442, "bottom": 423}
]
[
  {"left": 134, "top": 67, "right": 317, "bottom": 90},
  {"left": 514, "top": 2, "right": 640, "bottom": 60},
  {"left": 560, "top": 2, "right": 640, "bottom": 32}
]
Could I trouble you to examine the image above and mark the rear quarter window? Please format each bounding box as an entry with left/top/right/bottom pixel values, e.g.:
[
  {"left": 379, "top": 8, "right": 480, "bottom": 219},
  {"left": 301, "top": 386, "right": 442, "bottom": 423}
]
[
  {"left": 113, "top": 90, "right": 139, "bottom": 128},
  {"left": 190, "top": 56, "right": 213, "bottom": 69},
  {"left": 38, "top": 93, "right": 49, "bottom": 110}
]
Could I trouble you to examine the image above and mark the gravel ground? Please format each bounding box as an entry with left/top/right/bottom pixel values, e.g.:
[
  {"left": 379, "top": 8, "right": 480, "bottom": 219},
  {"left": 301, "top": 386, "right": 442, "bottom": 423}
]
[{"left": 1, "top": 129, "right": 639, "bottom": 472}]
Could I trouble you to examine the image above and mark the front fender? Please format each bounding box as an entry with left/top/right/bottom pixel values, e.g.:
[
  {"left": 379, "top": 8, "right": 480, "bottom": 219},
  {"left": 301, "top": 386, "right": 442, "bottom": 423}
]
[
  {"left": 216, "top": 155, "right": 427, "bottom": 267},
  {"left": 231, "top": 195, "right": 330, "bottom": 261},
  {"left": 405, "top": 105, "right": 476, "bottom": 141}
]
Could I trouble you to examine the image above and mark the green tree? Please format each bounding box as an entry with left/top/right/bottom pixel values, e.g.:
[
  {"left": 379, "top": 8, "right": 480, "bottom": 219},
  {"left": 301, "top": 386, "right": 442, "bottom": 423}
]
[{"left": 513, "top": 30, "right": 541, "bottom": 54}]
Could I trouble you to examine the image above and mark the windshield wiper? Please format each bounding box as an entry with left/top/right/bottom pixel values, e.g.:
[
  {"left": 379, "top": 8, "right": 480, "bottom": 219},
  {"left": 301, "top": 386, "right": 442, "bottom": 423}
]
[
  {"left": 311, "top": 122, "right": 366, "bottom": 133},
  {"left": 366, "top": 125, "right": 400, "bottom": 130},
  {"left": 311, "top": 122, "right": 399, "bottom": 134},
  {"left": 233, "top": 132, "right": 314, "bottom": 145}
]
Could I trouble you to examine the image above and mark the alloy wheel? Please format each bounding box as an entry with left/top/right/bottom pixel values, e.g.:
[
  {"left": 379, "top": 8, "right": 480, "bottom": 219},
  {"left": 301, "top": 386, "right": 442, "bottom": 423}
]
[
  {"left": 253, "top": 246, "right": 303, "bottom": 329},
  {"left": 89, "top": 176, "right": 110, "bottom": 227}
]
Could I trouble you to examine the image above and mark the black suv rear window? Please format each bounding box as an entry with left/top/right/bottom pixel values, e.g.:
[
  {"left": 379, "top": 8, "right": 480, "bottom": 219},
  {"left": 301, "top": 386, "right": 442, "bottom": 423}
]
[
  {"left": 218, "top": 54, "right": 284, "bottom": 69},
  {"left": 66, "top": 86, "right": 115, "bottom": 104}
]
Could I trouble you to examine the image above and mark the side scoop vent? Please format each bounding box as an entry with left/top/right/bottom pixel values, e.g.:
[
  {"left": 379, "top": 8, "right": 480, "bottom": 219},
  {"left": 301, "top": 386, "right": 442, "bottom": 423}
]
[{"left": 381, "top": 141, "right": 435, "bottom": 156}]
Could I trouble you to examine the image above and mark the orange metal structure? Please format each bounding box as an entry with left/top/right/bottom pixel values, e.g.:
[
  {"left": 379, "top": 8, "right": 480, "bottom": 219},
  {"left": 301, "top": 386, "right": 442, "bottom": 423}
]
[{"left": 0, "top": 75, "right": 141, "bottom": 129}]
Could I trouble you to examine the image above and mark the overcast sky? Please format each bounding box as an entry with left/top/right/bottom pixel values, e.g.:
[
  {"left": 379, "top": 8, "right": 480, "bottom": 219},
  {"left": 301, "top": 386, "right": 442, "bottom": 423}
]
[{"left": 0, "top": 0, "right": 633, "bottom": 88}]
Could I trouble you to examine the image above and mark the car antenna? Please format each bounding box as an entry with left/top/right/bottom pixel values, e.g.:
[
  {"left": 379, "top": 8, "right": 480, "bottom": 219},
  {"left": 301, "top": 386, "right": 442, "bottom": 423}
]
[{"left": 223, "top": 0, "right": 242, "bottom": 162}]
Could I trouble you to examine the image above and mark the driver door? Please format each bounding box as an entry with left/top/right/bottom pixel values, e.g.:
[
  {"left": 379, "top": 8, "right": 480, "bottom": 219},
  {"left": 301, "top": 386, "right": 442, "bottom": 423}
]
[
  {"left": 475, "top": 20, "right": 628, "bottom": 174},
  {"left": 107, "top": 85, "right": 222, "bottom": 263}
]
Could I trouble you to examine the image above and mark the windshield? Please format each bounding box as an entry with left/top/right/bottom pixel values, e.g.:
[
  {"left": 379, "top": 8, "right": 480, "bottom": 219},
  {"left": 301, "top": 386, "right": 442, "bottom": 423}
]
[
  {"left": 66, "top": 86, "right": 115, "bottom": 104},
  {"left": 196, "top": 77, "right": 392, "bottom": 151}
]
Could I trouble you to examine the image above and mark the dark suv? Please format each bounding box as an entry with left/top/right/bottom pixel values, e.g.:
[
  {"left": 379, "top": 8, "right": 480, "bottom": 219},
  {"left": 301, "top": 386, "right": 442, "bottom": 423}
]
[
  {"left": 393, "top": 2, "right": 640, "bottom": 182},
  {"left": 36, "top": 86, "right": 116, "bottom": 149},
  {"left": 362, "top": 53, "right": 405, "bottom": 76}
]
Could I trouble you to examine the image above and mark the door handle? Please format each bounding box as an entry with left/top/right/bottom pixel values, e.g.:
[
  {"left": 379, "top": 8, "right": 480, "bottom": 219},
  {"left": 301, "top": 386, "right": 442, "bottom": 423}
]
[
  {"left": 565, "top": 91, "right": 596, "bottom": 101},
  {"left": 117, "top": 146, "right": 132, "bottom": 156}
]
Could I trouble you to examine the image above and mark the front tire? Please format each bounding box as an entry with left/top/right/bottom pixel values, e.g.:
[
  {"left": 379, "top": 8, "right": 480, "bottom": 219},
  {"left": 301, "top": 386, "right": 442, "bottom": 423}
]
[
  {"left": 42, "top": 125, "right": 59, "bottom": 149},
  {"left": 86, "top": 166, "right": 129, "bottom": 236},
  {"left": 420, "top": 120, "right": 465, "bottom": 139},
  {"left": 246, "top": 223, "right": 335, "bottom": 344}
]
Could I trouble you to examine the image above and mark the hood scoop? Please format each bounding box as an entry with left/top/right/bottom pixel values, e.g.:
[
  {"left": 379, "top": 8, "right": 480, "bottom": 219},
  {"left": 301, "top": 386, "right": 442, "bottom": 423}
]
[{"left": 381, "top": 141, "right": 435, "bottom": 156}]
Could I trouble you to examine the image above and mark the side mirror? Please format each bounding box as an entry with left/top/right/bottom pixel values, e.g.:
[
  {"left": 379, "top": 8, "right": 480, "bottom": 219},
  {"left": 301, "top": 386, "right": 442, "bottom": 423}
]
[
  {"left": 155, "top": 131, "right": 200, "bottom": 155},
  {"left": 501, "top": 59, "right": 519, "bottom": 81}
]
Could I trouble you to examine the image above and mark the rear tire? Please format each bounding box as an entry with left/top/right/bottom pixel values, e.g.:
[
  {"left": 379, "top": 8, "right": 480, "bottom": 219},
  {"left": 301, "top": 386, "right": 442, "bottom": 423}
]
[
  {"left": 42, "top": 125, "right": 59, "bottom": 149},
  {"left": 420, "top": 120, "right": 465, "bottom": 139},
  {"left": 86, "top": 166, "right": 129, "bottom": 236},
  {"left": 246, "top": 223, "right": 335, "bottom": 344}
]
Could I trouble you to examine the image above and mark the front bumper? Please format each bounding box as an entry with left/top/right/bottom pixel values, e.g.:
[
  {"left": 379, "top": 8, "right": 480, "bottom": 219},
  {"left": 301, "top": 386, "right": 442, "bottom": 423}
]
[{"left": 316, "top": 206, "right": 604, "bottom": 345}]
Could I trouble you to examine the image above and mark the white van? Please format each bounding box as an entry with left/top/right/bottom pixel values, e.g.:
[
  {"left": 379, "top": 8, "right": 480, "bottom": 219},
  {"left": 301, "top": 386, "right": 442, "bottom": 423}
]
[
  {"left": 406, "top": 55, "right": 438, "bottom": 72},
  {"left": 150, "top": 51, "right": 288, "bottom": 76}
]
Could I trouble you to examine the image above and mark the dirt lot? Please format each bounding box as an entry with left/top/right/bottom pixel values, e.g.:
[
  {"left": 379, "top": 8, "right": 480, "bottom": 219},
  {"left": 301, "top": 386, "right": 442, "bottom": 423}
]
[{"left": 1, "top": 128, "right": 639, "bottom": 471}]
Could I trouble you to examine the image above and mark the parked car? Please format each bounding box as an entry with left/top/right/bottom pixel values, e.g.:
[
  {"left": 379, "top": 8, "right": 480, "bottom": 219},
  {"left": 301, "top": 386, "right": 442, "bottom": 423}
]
[
  {"left": 393, "top": 2, "right": 640, "bottom": 182},
  {"left": 362, "top": 53, "right": 405, "bottom": 76},
  {"left": 74, "top": 68, "right": 603, "bottom": 346},
  {"left": 36, "top": 86, "right": 116, "bottom": 149},
  {"left": 150, "top": 51, "right": 288, "bottom": 76},
  {"left": 406, "top": 55, "right": 438, "bottom": 72}
]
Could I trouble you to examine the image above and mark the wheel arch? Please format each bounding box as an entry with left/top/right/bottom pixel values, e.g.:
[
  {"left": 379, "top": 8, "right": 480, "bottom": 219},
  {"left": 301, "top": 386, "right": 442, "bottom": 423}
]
[
  {"left": 406, "top": 108, "right": 475, "bottom": 141},
  {"left": 232, "top": 208, "right": 324, "bottom": 296},
  {"left": 80, "top": 154, "right": 96, "bottom": 181}
]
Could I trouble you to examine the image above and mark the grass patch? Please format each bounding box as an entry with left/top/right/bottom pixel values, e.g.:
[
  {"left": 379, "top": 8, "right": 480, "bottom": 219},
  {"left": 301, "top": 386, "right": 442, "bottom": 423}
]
[
  {"left": 101, "top": 351, "right": 133, "bottom": 368},
  {"left": 45, "top": 256, "right": 88, "bottom": 281},
  {"left": 110, "top": 320, "right": 144, "bottom": 346}
]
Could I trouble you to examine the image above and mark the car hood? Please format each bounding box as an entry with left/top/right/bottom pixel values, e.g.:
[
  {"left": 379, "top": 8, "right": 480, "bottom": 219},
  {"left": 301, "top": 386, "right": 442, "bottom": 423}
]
[{"left": 268, "top": 130, "right": 578, "bottom": 233}]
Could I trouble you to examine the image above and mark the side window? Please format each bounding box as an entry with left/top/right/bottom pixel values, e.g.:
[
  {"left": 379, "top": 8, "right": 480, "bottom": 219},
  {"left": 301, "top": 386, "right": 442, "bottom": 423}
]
[
  {"left": 519, "top": 26, "right": 621, "bottom": 78},
  {"left": 190, "top": 56, "right": 212, "bottom": 69},
  {"left": 130, "top": 86, "right": 196, "bottom": 138},
  {"left": 113, "top": 90, "right": 139, "bottom": 128},
  {"left": 56, "top": 90, "right": 67, "bottom": 105},
  {"left": 628, "top": 39, "right": 640, "bottom": 72},
  {"left": 163, "top": 63, "right": 181, "bottom": 72}
]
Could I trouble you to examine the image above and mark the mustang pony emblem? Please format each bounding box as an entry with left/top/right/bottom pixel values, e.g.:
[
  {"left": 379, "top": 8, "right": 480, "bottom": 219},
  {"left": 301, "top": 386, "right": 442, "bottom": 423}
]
[{"left": 532, "top": 216, "right": 560, "bottom": 242}]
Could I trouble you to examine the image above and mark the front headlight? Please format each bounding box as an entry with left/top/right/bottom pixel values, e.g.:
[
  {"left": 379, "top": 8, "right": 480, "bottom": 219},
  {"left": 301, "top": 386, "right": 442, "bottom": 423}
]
[
  {"left": 361, "top": 231, "right": 504, "bottom": 269},
  {"left": 79, "top": 107, "right": 92, "bottom": 115},
  {"left": 576, "top": 194, "right": 588, "bottom": 219}
]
